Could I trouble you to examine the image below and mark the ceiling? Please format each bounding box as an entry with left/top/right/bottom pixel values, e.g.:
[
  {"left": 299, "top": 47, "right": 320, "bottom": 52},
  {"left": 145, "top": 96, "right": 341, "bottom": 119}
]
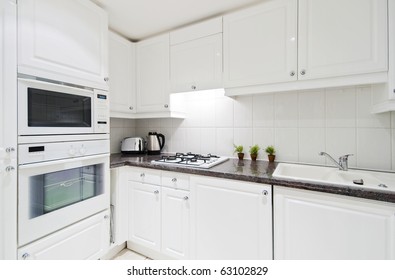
[{"left": 91, "top": 0, "right": 265, "bottom": 41}]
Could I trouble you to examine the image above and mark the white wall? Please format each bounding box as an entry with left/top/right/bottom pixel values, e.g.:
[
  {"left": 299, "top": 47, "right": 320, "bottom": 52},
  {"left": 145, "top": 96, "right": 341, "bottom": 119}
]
[{"left": 111, "top": 85, "right": 395, "bottom": 171}]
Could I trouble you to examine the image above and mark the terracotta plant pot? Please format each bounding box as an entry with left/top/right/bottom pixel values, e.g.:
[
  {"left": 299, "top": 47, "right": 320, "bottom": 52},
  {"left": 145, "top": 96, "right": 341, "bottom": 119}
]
[
  {"left": 237, "top": 152, "right": 244, "bottom": 160},
  {"left": 250, "top": 154, "right": 257, "bottom": 161},
  {"left": 268, "top": 154, "right": 275, "bottom": 162}
]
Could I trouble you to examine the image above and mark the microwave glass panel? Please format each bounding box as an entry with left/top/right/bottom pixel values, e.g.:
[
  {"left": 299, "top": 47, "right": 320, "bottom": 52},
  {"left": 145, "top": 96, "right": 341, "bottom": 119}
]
[
  {"left": 28, "top": 163, "right": 104, "bottom": 218},
  {"left": 28, "top": 88, "right": 92, "bottom": 127}
]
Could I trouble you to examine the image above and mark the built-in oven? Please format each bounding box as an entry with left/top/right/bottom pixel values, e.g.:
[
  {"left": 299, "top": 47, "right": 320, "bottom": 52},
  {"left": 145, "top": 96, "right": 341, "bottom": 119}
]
[
  {"left": 18, "top": 140, "right": 110, "bottom": 246},
  {"left": 17, "top": 77, "right": 109, "bottom": 137}
]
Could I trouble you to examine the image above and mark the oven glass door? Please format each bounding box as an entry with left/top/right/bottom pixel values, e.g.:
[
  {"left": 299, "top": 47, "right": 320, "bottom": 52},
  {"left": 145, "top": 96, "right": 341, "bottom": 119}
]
[
  {"left": 18, "top": 155, "right": 109, "bottom": 246},
  {"left": 29, "top": 164, "right": 103, "bottom": 219}
]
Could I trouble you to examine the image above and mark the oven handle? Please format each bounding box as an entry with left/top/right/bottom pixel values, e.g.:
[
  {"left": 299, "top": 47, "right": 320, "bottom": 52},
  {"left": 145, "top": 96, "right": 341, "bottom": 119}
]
[{"left": 18, "top": 153, "right": 109, "bottom": 169}]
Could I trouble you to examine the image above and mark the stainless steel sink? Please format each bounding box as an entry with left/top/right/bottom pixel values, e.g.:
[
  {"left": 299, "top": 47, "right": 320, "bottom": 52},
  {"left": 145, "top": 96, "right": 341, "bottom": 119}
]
[{"left": 273, "top": 163, "right": 395, "bottom": 192}]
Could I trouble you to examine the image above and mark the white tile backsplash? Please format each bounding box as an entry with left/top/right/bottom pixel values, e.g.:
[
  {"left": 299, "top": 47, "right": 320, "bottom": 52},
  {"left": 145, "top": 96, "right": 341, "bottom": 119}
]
[{"left": 110, "top": 85, "right": 395, "bottom": 171}]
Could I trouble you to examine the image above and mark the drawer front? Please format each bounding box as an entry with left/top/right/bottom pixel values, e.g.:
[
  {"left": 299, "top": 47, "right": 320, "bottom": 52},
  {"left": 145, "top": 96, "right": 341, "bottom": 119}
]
[
  {"left": 127, "top": 167, "right": 161, "bottom": 185},
  {"left": 162, "top": 171, "right": 189, "bottom": 191}
]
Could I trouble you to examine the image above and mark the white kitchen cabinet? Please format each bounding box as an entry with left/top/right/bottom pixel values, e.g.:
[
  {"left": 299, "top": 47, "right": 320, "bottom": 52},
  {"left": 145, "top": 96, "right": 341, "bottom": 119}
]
[
  {"left": 18, "top": 210, "right": 110, "bottom": 260},
  {"left": 190, "top": 175, "right": 272, "bottom": 260},
  {"left": 109, "top": 31, "right": 136, "bottom": 118},
  {"left": 223, "top": 0, "right": 298, "bottom": 88},
  {"left": 161, "top": 187, "right": 190, "bottom": 259},
  {"left": 128, "top": 181, "right": 161, "bottom": 252},
  {"left": 224, "top": 0, "right": 388, "bottom": 96},
  {"left": 170, "top": 17, "right": 223, "bottom": 93},
  {"left": 0, "top": 0, "right": 17, "bottom": 260},
  {"left": 18, "top": 0, "right": 109, "bottom": 90},
  {"left": 274, "top": 187, "right": 395, "bottom": 260},
  {"left": 298, "top": 0, "right": 387, "bottom": 81},
  {"left": 136, "top": 34, "right": 171, "bottom": 113}
]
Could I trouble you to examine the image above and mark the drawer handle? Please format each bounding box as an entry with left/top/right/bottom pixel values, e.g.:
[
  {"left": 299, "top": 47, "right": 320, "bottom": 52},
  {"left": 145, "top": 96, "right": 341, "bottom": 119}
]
[
  {"left": 140, "top": 173, "right": 145, "bottom": 178},
  {"left": 262, "top": 190, "right": 268, "bottom": 196},
  {"left": 183, "top": 196, "right": 189, "bottom": 201},
  {"left": 172, "top": 178, "right": 177, "bottom": 182},
  {"left": 22, "top": 253, "right": 30, "bottom": 260},
  {"left": 154, "top": 190, "right": 159, "bottom": 194}
]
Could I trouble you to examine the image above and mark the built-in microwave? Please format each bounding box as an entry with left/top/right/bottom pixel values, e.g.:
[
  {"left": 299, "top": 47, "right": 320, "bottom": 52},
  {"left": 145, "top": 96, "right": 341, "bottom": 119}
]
[{"left": 18, "top": 78, "right": 109, "bottom": 136}]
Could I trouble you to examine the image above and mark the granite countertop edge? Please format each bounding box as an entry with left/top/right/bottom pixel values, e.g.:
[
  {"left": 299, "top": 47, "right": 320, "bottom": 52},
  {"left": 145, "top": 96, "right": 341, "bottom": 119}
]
[{"left": 110, "top": 153, "right": 395, "bottom": 204}]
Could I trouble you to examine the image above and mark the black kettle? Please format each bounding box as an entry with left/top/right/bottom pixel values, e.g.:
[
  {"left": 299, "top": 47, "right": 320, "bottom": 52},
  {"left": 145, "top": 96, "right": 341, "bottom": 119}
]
[{"left": 146, "top": 132, "right": 165, "bottom": 155}]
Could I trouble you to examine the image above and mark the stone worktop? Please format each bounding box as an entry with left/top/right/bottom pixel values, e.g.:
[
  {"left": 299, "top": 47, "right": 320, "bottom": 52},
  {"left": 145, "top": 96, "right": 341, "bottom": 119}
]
[{"left": 111, "top": 153, "right": 395, "bottom": 204}]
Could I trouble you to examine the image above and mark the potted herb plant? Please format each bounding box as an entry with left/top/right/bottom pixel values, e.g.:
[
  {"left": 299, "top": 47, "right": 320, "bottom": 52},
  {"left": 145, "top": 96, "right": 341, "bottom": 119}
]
[
  {"left": 249, "top": 144, "right": 260, "bottom": 161},
  {"left": 233, "top": 144, "right": 244, "bottom": 160},
  {"left": 265, "top": 145, "right": 276, "bottom": 162}
]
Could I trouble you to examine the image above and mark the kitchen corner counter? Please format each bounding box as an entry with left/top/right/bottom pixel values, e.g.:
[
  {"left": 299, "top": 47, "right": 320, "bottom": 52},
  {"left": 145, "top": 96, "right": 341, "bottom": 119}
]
[{"left": 111, "top": 153, "right": 395, "bottom": 204}]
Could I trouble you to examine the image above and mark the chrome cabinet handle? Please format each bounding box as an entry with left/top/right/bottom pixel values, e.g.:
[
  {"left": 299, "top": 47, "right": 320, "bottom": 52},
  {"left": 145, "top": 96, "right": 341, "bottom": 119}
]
[
  {"left": 22, "top": 253, "right": 30, "bottom": 260},
  {"left": 154, "top": 190, "right": 159, "bottom": 194},
  {"left": 140, "top": 173, "right": 145, "bottom": 178},
  {"left": 129, "top": 106, "right": 133, "bottom": 110},
  {"left": 164, "top": 104, "right": 169, "bottom": 108},
  {"left": 300, "top": 69, "right": 306, "bottom": 75},
  {"left": 171, "top": 178, "right": 177, "bottom": 182},
  {"left": 290, "top": 71, "right": 295, "bottom": 76},
  {"left": 6, "top": 147, "right": 15, "bottom": 153},
  {"left": 191, "top": 85, "right": 196, "bottom": 90},
  {"left": 262, "top": 190, "right": 268, "bottom": 196},
  {"left": 183, "top": 196, "right": 189, "bottom": 200},
  {"left": 104, "top": 215, "right": 109, "bottom": 219},
  {"left": 5, "top": 166, "right": 15, "bottom": 172},
  {"left": 104, "top": 77, "right": 109, "bottom": 82}
]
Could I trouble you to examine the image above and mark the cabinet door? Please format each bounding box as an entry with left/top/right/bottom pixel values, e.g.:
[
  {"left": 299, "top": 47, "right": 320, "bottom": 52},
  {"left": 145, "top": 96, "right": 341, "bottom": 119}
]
[
  {"left": 171, "top": 33, "right": 222, "bottom": 93},
  {"left": 223, "top": 0, "right": 297, "bottom": 88},
  {"left": 161, "top": 187, "right": 190, "bottom": 259},
  {"left": 18, "top": 0, "right": 108, "bottom": 89},
  {"left": 274, "top": 187, "right": 395, "bottom": 260},
  {"left": 136, "top": 34, "right": 170, "bottom": 112},
  {"left": 128, "top": 181, "right": 161, "bottom": 251},
  {"left": 18, "top": 210, "right": 110, "bottom": 260},
  {"left": 298, "top": 0, "right": 388, "bottom": 80},
  {"left": 109, "top": 32, "right": 136, "bottom": 116},
  {"left": 0, "top": 0, "right": 17, "bottom": 260},
  {"left": 190, "top": 176, "right": 272, "bottom": 260}
]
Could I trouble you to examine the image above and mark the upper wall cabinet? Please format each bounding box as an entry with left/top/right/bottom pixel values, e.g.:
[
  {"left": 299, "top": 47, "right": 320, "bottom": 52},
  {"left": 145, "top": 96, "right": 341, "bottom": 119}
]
[
  {"left": 298, "top": 0, "right": 388, "bottom": 81},
  {"left": 170, "top": 17, "right": 223, "bottom": 93},
  {"left": 136, "top": 34, "right": 171, "bottom": 113},
  {"left": 223, "top": 0, "right": 298, "bottom": 88},
  {"left": 224, "top": 0, "right": 388, "bottom": 96},
  {"left": 109, "top": 31, "right": 136, "bottom": 118},
  {"left": 18, "top": 0, "right": 109, "bottom": 90}
]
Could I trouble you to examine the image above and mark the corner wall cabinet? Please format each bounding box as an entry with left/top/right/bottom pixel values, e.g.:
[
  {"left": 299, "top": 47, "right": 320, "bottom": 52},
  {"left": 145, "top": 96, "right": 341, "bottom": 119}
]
[
  {"left": 224, "top": 0, "right": 388, "bottom": 96},
  {"left": 18, "top": 0, "right": 109, "bottom": 90},
  {"left": 274, "top": 186, "right": 395, "bottom": 260},
  {"left": 109, "top": 31, "right": 136, "bottom": 118}
]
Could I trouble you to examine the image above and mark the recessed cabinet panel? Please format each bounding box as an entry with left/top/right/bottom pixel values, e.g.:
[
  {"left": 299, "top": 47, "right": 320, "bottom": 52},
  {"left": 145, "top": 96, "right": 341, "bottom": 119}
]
[
  {"left": 171, "top": 33, "right": 223, "bottom": 93},
  {"left": 128, "top": 181, "right": 161, "bottom": 251},
  {"left": 298, "top": 0, "right": 388, "bottom": 80},
  {"left": 18, "top": 0, "right": 108, "bottom": 89},
  {"left": 223, "top": 0, "right": 298, "bottom": 88},
  {"left": 274, "top": 187, "right": 395, "bottom": 260},
  {"left": 109, "top": 31, "right": 136, "bottom": 115},
  {"left": 190, "top": 176, "right": 272, "bottom": 260},
  {"left": 161, "top": 187, "right": 190, "bottom": 259},
  {"left": 136, "top": 34, "right": 170, "bottom": 113}
]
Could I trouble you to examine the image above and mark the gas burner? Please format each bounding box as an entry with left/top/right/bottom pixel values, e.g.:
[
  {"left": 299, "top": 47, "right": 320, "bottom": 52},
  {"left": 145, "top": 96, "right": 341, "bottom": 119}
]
[{"left": 152, "top": 152, "right": 228, "bottom": 169}]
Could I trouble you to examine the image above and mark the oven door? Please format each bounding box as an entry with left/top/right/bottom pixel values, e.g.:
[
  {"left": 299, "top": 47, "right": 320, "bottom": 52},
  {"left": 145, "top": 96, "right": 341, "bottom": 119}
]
[
  {"left": 18, "top": 154, "right": 109, "bottom": 246},
  {"left": 18, "top": 78, "right": 95, "bottom": 136}
]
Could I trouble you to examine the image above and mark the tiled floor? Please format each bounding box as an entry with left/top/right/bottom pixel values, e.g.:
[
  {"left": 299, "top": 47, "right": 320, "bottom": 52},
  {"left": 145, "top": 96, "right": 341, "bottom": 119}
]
[{"left": 112, "top": 249, "right": 151, "bottom": 260}]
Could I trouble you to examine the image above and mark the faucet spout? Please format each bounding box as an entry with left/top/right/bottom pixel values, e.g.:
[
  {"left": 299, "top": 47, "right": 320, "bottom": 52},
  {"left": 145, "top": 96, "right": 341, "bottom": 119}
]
[{"left": 319, "top": 152, "right": 352, "bottom": 171}]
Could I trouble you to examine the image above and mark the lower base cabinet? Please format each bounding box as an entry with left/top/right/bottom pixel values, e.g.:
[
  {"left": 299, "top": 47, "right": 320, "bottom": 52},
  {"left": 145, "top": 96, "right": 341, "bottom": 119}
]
[
  {"left": 18, "top": 210, "right": 110, "bottom": 260},
  {"left": 274, "top": 187, "right": 395, "bottom": 260},
  {"left": 190, "top": 176, "right": 273, "bottom": 260}
]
